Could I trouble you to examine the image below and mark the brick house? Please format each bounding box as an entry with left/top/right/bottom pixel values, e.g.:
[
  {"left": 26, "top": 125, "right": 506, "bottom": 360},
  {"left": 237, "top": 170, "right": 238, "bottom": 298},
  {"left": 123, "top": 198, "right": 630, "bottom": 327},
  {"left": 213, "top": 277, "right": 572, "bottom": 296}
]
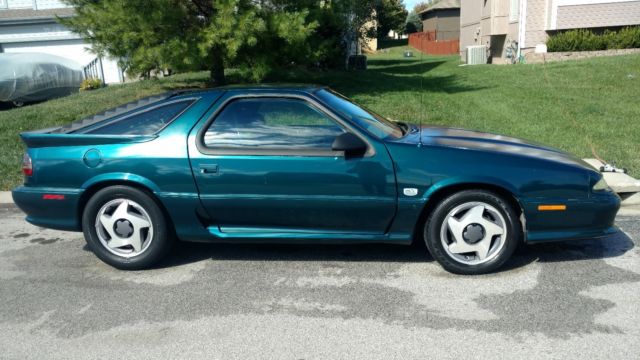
[
  {"left": 419, "top": 0, "right": 461, "bottom": 41},
  {"left": 460, "top": 0, "right": 640, "bottom": 63}
]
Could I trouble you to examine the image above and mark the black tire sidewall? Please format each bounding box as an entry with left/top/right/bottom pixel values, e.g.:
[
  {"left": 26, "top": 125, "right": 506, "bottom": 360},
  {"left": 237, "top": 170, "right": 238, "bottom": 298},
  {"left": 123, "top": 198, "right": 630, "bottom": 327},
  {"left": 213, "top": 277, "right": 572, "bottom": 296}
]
[
  {"left": 424, "top": 190, "right": 521, "bottom": 275},
  {"left": 82, "top": 186, "right": 171, "bottom": 270}
]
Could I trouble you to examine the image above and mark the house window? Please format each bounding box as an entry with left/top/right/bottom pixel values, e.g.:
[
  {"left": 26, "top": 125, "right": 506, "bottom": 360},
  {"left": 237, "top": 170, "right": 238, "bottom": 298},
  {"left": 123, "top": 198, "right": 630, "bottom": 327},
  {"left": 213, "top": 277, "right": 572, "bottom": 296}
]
[{"left": 510, "top": 0, "right": 520, "bottom": 22}]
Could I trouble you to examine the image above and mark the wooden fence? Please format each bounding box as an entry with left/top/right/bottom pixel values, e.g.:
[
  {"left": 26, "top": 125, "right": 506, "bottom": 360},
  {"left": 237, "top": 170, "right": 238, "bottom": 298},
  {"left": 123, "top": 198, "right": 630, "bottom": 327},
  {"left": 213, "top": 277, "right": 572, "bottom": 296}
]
[{"left": 408, "top": 31, "right": 459, "bottom": 56}]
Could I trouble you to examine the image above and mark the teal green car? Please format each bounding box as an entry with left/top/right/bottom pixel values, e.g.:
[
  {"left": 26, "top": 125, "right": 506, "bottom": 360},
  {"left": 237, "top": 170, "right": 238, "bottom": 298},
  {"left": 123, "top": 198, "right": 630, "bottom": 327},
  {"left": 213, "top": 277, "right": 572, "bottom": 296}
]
[{"left": 12, "top": 86, "right": 621, "bottom": 274}]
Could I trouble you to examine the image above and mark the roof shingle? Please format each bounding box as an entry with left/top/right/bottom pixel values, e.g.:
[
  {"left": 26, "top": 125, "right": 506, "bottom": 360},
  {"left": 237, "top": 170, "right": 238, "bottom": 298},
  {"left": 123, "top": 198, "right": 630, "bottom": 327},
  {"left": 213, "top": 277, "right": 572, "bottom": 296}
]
[{"left": 419, "top": 0, "right": 461, "bottom": 14}]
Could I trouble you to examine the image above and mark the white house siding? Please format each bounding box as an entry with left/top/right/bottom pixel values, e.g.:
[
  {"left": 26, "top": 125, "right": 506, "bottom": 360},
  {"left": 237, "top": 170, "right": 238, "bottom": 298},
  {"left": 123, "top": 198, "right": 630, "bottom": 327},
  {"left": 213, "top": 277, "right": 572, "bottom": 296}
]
[
  {"left": 33, "top": 0, "right": 68, "bottom": 10},
  {"left": 3, "top": 0, "right": 68, "bottom": 9},
  {"left": 556, "top": 1, "right": 640, "bottom": 29},
  {"left": 0, "top": 21, "right": 75, "bottom": 42},
  {"left": 5, "top": 0, "right": 34, "bottom": 9}
]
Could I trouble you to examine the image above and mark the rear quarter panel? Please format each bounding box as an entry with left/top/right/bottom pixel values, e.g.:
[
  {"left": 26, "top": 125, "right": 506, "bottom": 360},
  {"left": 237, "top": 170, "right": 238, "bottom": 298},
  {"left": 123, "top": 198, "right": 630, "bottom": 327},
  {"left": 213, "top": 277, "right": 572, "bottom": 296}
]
[{"left": 17, "top": 92, "right": 223, "bottom": 238}]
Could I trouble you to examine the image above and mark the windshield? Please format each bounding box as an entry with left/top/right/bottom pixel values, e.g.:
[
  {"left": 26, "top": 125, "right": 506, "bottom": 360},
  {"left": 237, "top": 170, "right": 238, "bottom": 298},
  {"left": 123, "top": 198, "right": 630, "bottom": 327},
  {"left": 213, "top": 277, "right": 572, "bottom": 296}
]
[{"left": 315, "top": 89, "right": 404, "bottom": 140}]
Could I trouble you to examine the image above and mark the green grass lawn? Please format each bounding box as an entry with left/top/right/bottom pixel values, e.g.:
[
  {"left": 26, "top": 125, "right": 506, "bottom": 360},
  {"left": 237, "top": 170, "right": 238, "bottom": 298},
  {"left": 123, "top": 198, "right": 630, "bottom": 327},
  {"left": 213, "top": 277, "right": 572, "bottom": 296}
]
[{"left": 1, "top": 45, "right": 639, "bottom": 190}]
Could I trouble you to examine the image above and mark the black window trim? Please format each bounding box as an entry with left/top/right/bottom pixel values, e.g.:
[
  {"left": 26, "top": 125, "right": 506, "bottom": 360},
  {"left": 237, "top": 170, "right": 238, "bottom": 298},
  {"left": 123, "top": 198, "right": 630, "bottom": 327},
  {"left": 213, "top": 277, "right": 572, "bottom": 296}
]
[
  {"left": 195, "top": 93, "right": 375, "bottom": 157},
  {"left": 78, "top": 97, "right": 200, "bottom": 135}
]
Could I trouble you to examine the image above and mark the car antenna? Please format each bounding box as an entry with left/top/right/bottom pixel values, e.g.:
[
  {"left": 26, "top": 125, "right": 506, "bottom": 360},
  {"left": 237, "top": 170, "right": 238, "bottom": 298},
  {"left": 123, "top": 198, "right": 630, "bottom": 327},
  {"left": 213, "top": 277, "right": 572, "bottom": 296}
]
[{"left": 418, "top": 34, "right": 424, "bottom": 147}]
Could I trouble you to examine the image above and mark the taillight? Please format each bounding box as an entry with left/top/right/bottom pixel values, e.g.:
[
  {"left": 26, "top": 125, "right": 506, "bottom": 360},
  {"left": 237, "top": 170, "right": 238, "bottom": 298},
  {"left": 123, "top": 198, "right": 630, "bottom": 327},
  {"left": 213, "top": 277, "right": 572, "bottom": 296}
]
[{"left": 22, "top": 153, "right": 33, "bottom": 177}]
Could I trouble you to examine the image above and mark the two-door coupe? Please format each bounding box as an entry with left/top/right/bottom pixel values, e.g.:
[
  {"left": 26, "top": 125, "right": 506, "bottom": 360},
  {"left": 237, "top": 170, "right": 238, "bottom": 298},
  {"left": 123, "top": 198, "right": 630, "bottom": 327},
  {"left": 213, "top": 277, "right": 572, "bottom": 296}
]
[{"left": 12, "top": 86, "right": 620, "bottom": 274}]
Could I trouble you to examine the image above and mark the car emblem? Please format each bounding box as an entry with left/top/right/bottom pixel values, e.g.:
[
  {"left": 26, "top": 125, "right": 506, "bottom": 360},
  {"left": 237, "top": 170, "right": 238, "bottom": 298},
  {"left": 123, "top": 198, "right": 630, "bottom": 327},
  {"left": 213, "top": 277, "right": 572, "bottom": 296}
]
[{"left": 403, "top": 188, "right": 418, "bottom": 197}]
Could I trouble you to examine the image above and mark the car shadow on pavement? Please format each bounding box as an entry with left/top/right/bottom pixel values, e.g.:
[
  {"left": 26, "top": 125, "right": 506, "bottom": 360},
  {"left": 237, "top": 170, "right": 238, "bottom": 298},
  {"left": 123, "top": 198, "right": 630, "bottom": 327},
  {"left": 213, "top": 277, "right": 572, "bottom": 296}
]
[{"left": 151, "top": 230, "right": 635, "bottom": 273}]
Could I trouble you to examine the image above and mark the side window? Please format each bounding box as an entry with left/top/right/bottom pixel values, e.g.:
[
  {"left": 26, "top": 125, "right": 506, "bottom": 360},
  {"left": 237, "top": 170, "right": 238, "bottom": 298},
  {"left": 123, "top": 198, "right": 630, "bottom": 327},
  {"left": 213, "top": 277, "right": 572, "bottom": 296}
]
[
  {"left": 85, "top": 100, "right": 194, "bottom": 135},
  {"left": 204, "top": 98, "right": 345, "bottom": 150}
]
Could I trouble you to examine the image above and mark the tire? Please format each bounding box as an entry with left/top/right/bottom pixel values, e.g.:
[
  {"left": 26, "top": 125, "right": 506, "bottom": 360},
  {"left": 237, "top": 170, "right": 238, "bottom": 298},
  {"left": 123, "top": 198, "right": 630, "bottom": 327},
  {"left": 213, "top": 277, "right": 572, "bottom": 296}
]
[
  {"left": 424, "top": 190, "right": 521, "bottom": 275},
  {"left": 82, "top": 185, "right": 173, "bottom": 270}
]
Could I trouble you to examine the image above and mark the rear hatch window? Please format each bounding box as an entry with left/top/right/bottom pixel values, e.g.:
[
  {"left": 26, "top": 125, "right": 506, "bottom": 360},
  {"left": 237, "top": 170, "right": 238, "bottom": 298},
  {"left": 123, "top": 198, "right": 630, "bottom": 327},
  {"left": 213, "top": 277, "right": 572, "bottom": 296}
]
[
  {"left": 77, "top": 100, "right": 194, "bottom": 135},
  {"left": 52, "top": 92, "right": 196, "bottom": 135}
]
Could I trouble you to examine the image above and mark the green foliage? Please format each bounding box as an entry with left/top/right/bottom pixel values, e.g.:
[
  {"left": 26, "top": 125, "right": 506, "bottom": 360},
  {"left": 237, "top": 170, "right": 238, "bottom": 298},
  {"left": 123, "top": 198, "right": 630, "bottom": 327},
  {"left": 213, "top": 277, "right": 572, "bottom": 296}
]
[
  {"left": 332, "top": 0, "right": 377, "bottom": 54},
  {"left": 61, "top": 0, "right": 388, "bottom": 83},
  {"left": 376, "top": 0, "right": 408, "bottom": 39},
  {"left": 404, "top": 11, "right": 422, "bottom": 34},
  {"left": 79, "top": 78, "right": 103, "bottom": 91},
  {"left": 61, "top": 0, "right": 320, "bottom": 84},
  {"left": 547, "top": 27, "right": 640, "bottom": 52}
]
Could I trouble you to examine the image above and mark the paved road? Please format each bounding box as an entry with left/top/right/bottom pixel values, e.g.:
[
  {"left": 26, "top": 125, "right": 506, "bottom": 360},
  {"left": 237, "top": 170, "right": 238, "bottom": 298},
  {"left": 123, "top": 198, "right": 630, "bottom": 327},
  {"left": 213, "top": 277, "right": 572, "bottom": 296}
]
[{"left": 1, "top": 205, "right": 639, "bottom": 359}]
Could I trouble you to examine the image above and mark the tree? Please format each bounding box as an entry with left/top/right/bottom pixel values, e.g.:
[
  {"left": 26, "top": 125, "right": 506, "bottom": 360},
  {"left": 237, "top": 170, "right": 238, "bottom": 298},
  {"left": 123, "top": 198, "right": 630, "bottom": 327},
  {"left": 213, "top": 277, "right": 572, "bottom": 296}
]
[
  {"left": 331, "top": 0, "right": 377, "bottom": 57},
  {"left": 61, "top": 0, "right": 319, "bottom": 84},
  {"left": 376, "top": 0, "right": 408, "bottom": 39},
  {"left": 413, "top": 1, "right": 432, "bottom": 14},
  {"left": 404, "top": 10, "right": 423, "bottom": 34}
]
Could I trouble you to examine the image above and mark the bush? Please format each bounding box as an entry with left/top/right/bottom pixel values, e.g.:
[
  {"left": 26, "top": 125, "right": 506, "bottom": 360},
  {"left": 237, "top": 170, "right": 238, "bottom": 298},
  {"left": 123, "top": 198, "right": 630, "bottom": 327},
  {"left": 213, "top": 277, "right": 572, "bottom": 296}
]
[
  {"left": 547, "top": 26, "right": 640, "bottom": 52},
  {"left": 80, "top": 78, "right": 104, "bottom": 91}
]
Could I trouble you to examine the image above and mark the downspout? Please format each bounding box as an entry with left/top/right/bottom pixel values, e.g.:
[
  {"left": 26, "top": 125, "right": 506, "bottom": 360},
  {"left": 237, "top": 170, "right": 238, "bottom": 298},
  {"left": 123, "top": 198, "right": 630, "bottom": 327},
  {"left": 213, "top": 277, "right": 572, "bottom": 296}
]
[{"left": 517, "top": 0, "right": 528, "bottom": 60}]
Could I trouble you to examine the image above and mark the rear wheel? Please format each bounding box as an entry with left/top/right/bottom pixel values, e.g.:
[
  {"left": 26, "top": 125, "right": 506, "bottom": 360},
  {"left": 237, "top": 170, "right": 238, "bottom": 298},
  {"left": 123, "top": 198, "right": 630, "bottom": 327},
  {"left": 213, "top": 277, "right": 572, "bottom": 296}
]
[
  {"left": 424, "top": 190, "right": 520, "bottom": 275},
  {"left": 82, "top": 186, "right": 172, "bottom": 270}
]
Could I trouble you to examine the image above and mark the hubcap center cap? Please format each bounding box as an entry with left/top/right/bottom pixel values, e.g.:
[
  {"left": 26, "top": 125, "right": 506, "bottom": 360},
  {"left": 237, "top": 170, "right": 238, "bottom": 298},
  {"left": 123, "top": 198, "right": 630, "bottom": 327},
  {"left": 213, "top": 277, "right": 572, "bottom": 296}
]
[
  {"left": 114, "top": 219, "right": 134, "bottom": 238},
  {"left": 463, "top": 223, "right": 485, "bottom": 244}
]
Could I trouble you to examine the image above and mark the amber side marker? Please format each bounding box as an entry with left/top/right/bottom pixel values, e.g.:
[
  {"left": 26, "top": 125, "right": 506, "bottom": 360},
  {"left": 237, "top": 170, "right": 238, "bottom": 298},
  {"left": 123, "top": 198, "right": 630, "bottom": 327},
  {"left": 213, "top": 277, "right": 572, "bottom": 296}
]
[{"left": 538, "top": 205, "right": 567, "bottom": 211}]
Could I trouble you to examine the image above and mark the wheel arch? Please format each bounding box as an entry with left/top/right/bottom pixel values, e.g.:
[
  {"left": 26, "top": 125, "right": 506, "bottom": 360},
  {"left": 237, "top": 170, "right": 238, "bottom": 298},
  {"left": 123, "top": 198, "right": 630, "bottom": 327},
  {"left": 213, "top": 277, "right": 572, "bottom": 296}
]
[
  {"left": 77, "top": 175, "right": 173, "bottom": 233},
  {"left": 413, "top": 181, "right": 526, "bottom": 243}
]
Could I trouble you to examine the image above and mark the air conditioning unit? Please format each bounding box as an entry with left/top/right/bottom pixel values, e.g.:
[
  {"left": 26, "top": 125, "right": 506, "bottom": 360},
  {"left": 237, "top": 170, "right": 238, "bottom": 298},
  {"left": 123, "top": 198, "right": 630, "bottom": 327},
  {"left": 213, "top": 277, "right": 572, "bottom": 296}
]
[{"left": 466, "top": 45, "right": 488, "bottom": 65}]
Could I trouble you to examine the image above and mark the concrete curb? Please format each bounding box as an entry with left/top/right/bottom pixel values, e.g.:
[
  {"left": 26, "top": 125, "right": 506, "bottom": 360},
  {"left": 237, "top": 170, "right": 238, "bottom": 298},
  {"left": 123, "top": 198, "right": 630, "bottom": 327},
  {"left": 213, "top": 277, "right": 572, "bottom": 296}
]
[{"left": 0, "top": 191, "right": 12, "bottom": 204}]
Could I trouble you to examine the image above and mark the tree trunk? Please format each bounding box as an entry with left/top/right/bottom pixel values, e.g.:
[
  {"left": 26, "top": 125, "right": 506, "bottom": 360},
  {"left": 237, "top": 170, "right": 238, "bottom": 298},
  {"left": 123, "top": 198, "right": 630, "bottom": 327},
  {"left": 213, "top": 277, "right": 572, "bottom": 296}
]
[{"left": 210, "top": 53, "right": 226, "bottom": 86}]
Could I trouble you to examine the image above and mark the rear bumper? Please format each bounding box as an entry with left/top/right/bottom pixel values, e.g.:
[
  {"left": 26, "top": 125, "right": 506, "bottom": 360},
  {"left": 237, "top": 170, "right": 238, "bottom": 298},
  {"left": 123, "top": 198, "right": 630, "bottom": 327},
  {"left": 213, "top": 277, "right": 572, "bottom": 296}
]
[
  {"left": 524, "top": 192, "right": 621, "bottom": 243},
  {"left": 12, "top": 186, "right": 83, "bottom": 231}
]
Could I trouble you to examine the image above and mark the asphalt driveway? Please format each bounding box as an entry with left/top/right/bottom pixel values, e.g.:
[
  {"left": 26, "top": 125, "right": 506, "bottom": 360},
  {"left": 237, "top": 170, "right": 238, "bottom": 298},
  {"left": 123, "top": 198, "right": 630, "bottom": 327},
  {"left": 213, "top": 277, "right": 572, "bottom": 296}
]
[{"left": 1, "top": 205, "right": 639, "bottom": 359}]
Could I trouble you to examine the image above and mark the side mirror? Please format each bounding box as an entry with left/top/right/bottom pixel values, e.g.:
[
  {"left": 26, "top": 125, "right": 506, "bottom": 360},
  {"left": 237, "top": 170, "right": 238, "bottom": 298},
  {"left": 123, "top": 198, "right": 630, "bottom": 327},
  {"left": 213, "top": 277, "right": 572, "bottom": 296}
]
[{"left": 332, "top": 132, "right": 367, "bottom": 156}]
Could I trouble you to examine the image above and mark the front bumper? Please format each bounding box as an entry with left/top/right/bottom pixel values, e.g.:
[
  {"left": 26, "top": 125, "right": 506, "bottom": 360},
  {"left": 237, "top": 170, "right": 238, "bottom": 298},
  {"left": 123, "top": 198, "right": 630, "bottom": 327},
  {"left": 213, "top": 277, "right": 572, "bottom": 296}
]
[
  {"left": 12, "top": 186, "right": 83, "bottom": 231},
  {"left": 524, "top": 192, "right": 621, "bottom": 243}
]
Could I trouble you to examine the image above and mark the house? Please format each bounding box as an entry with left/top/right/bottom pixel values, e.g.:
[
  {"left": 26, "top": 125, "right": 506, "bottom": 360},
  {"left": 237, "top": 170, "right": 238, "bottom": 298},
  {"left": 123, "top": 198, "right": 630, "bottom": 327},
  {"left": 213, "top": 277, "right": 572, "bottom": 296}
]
[
  {"left": 0, "top": 0, "right": 123, "bottom": 84},
  {"left": 460, "top": 0, "right": 640, "bottom": 63},
  {"left": 419, "top": 0, "right": 461, "bottom": 41}
]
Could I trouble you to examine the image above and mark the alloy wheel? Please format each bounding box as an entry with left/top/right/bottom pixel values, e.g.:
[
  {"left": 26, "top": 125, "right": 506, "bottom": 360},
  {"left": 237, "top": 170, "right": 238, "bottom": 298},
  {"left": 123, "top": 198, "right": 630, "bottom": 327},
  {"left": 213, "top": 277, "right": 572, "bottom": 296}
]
[
  {"left": 439, "top": 201, "right": 507, "bottom": 266},
  {"left": 95, "top": 198, "right": 154, "bottom": 258}
]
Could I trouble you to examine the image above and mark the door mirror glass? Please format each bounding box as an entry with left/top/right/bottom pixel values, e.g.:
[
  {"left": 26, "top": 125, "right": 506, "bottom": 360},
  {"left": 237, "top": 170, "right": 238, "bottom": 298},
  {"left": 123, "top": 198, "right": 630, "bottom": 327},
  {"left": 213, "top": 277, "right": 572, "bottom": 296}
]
[{"left": 331, "top": 132, "right": 367, "bottom": 156}]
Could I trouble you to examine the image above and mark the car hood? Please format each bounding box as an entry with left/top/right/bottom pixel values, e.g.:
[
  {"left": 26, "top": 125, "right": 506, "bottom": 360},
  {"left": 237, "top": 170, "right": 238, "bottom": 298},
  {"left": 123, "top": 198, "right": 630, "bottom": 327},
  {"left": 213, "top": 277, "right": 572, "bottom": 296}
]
[{"left": 397, "top": 125, "right": 595, "bottom": 171}]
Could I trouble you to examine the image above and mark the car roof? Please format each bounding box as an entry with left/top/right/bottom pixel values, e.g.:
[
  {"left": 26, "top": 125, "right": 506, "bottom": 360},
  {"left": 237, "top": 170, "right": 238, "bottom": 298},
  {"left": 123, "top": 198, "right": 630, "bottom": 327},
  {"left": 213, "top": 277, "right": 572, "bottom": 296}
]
[{"left": 173, "top": 84, "right": 326, "bottom": 98}]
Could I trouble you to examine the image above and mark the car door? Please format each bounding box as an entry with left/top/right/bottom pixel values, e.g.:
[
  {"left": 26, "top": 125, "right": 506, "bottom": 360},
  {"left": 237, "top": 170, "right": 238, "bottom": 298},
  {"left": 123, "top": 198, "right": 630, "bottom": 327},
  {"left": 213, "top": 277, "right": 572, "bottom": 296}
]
[{"left": 188, "top": 92, "right": 397, "bottom": 235}]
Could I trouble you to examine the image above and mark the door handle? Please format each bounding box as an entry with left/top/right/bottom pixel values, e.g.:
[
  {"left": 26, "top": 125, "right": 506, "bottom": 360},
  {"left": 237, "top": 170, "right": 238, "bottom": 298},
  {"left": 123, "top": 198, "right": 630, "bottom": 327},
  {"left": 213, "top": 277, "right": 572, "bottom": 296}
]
[{"left": 200, "top": 164, "right": 219, "bottom": 174}]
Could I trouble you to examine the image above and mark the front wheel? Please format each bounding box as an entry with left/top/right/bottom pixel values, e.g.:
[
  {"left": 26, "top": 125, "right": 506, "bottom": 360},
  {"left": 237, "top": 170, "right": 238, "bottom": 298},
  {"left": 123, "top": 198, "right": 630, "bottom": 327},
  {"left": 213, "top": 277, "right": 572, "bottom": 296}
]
[
  {"left": 82, "top": 186, "right": 173, "bottom": 270},
  {"left": 424, "top": 190, "right": 521, "bottom": 275}
]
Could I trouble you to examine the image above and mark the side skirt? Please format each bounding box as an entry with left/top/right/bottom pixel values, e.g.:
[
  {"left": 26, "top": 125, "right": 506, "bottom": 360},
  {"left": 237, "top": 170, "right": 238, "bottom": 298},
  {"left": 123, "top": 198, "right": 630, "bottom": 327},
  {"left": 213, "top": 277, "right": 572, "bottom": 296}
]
[{"left": 203, "top": 226, "right": 413, "bottom": 244}]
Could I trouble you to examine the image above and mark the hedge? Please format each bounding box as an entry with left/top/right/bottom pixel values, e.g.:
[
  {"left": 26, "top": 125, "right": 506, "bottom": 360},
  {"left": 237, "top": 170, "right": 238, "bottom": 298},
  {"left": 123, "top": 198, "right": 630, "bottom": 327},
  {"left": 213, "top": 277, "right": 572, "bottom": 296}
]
[{"left": 547, "top": 27, "right": 640, "bottom": 52}]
